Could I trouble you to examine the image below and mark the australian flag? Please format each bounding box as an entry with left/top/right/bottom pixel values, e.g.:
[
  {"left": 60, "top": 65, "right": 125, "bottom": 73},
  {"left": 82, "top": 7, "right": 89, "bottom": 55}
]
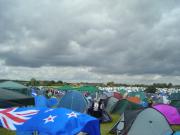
[{"left": 0, "top": 107, "right": 100, "bottom": 135}]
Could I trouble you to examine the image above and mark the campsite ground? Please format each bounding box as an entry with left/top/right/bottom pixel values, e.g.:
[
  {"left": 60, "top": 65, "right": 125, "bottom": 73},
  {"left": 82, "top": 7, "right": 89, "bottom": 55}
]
[{"left": 0, "top": 114, "right": 120, "bottom": 135}]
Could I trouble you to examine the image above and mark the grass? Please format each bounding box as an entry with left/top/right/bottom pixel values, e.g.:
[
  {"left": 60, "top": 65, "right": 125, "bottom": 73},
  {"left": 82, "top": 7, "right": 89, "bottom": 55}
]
[
  {"left": 101, "top": 114, "right": 120, "bottom": 135},
  {"left": 0, "top": 114, "right": 120, "bottom": 135},
  {"left": 172, "top": 125, "right": 180, "bottom": 131},
  {"left": 0, "top": 128, "right": 15, "bottom": 135}
]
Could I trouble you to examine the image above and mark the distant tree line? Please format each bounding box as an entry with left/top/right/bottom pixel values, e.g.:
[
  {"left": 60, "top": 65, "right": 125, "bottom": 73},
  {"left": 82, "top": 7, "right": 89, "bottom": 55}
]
[
  {"left": 27, "top": 78, "right": 64, "bottom": 86},
  {"left": 106, "top": 81, "right": 174, "bottom": 88},
  {"left": 0, "top": 79, "right": 179, "bottom": 91}
]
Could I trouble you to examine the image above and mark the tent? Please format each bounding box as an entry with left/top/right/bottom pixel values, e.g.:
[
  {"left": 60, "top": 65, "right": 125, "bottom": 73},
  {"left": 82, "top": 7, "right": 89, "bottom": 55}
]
[
  {"left": 111, "top": 99, "right": 143, "bottom": 115},
  {"left": 127, "top": 108, "right": 173, "bottom": 135},
  {"left": 34, "top": 95, "right": 48, "bottom": 107},
  {"left": 0, "top": 81, "right": 27, "bottom": 90},
  {"left": 109, "top": 113, "right": 125, "bottom": 134},
  {"left": 101, "top": 110, "right": 112, "bottom": 123},
  {"left": 75, "top": 86, "right": 99, "bottom": 93},
  {"left": 174, "top": 132, "right": 180, "bottom": 135},
  {"left": 105, "top": 97, "right": 119, "bottom": 113},
  {"left": 169, "top": 93, "right": 180, "bottom": 101},
  {"left": 171, "top": 100, "right": 180, "bottom": 109},
  {"left": 0, "top": 81, "right": 27, "bottom": 94},
  {"left": 112, "top": 104, "right": 180, "bottom": 135},
  {"left": 0, "top": 88, "right": 34, "bottom": 108},
  {"left": 34, "top": 96, "right": 59, "bottom": 108},
  {"left": 128, "top": 92, "right": 147, "bottom": 102},
  {"left": 0, "top": 88, "right": 29, "bottom": 100},
  {"left": 113, "top": 92, "right": 123, "bottom": 100},
  {"left": 153, "top": 104, "right": 180, "bottom": 125},
  {"left": 109, "top": 110, "right": 143, "bottom": 134},
  {"left": 118, "top": 88, "right": 126, "bottom": 95},
  {"left": 57, "top": 85, "right": 75, "bottom": 91},
  {"left": 170, "top": 93, "right": 180, "bottom": 109},
  {"left": 58, "top": 91, "right": 88, "bottom": 113},
  {"left": 127, "top": 97, "right": 141, "bottom": 104}
]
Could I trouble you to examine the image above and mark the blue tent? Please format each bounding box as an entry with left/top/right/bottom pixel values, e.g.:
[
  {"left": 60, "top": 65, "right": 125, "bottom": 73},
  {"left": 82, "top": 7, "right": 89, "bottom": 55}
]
[
  {"left": 34, "top": 96, "right": 58, "bottom": 108},
  {"left": 174, "top": 132, "right": 180, "bottom": 135},
  {"left": 34, "top": 96, "right": 47, "bottom": 107},
  {"left": 58, "top": 91, "right": 88, "bottom": 113},
  {"left": 47, "top": 97, "right": 58, "bottom": 107}
]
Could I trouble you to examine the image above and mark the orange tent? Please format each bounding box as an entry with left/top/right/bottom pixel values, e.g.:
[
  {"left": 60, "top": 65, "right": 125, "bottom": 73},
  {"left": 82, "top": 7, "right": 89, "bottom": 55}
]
[{"left": 127, "top": 96, "right": 141, "bottom": 104}]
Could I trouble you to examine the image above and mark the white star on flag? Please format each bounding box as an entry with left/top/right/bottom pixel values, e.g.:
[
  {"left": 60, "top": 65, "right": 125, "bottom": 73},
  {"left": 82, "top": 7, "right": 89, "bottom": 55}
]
[
  {"left": 67, "top": 112, "right": 79, "bottom": 118},
  {"left": 43, "top": 115, "right": 57, "bottom": 124}
]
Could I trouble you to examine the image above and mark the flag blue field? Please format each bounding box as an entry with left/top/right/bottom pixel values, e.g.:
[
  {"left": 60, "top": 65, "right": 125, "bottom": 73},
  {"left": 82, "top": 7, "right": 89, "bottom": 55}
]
[{"left": 0, "top": 107, "right": 100, "bottom": 135}]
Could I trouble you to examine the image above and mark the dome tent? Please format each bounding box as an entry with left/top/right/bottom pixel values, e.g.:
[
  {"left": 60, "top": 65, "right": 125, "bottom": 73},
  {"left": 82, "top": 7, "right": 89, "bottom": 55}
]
[
  {"left": 111, "top": 104, "right": 180, "bottom": 135},
  {"left": 0, "top": 88, "right": 29, "bottom": 100},
  {"left": 105, "top": 97, "right": 119, "bottom": 113},
  {"left": 0, "top": 81, "right": 27, "bottom": 95},
  {"left": 58, "top": 91, "right": 88, "bottom": 113},
  {"left": 127, "top": 108, "right": 173, "bottom": 135},
  {"left": 111, "top": 99, "right": 143, "bottom": 115},
  {"left": 0, "top": 88, "right": 34, "bottom": 108}
]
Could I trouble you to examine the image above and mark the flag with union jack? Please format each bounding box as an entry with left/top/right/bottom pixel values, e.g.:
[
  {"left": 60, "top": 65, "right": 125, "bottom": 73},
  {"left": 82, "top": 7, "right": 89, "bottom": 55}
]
[
  {"left": 0, "top": 107, "right": 100, "bottom": 135},
  {"left": 0, "top": 107, "right": 39, "bottom": 130}
]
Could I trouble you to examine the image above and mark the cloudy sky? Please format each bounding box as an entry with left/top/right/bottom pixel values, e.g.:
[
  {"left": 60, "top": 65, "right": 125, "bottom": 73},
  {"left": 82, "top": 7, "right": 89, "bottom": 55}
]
[{"left": 0, "top": 0, "right": 180, "bottom": 84}]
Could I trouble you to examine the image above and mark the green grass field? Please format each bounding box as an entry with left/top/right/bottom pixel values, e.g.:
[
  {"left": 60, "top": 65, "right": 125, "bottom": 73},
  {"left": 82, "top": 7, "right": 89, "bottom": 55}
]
[{"left": 0, "top": 114, "right": 120, "bottom": 135}]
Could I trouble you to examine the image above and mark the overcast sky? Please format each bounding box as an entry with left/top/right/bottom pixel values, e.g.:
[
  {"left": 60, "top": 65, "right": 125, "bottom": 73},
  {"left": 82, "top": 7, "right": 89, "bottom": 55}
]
[{"left": 0, "top": 0, "right": 180, "bottom": 84}]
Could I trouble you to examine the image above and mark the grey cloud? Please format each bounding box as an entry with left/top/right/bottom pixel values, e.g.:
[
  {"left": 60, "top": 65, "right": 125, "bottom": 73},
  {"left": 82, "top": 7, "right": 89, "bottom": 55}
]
[{"left": 0, "top": 0, "right": 180, "bottom": 77}]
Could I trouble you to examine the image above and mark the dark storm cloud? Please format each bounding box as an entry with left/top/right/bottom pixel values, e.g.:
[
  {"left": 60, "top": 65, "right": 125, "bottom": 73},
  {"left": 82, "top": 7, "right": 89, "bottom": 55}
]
[{"left": 0, "top": 0, "right": 180, "bottom": 76}]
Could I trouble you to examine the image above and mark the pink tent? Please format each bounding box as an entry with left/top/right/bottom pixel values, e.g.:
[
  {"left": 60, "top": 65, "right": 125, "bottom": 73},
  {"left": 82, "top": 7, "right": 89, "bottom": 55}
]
[{"left": 153, "top": 104, "right": 180, "bottom": 125}]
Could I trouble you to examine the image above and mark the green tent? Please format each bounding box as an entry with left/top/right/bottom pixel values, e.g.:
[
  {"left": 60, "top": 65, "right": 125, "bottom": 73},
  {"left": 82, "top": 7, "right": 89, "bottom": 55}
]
[
  {"left": 111, "top": 99, "right": 143, "bottom": 114},
  {"left": 0, "top": 81, "right": 27, "bottom": 89},
  {"left": 0, "top": 88, "right": 30, "bottom": 100},
  {"left": 170, "top": 100, "right": 180, "bottom": 109},
  {"left": 0, "top": 88, "right": 34, "bottom": 108},
  {"left": 75, "top": 86, "right": 99, "bottom": 93},
  {"left": 0, "top": 81, "right": 27, "bottom": 94},
  {"left": 118, "top": 88, "right": 126, "bottom": 95},
  {"left": 57, "top": 85, "right": 75, "bottom": 91},
  {"left": 169, "top": 93, "right": 180, "bottom": 109},
  {"left": 169, "top": 93, "right": 180, "bottom": 100}
]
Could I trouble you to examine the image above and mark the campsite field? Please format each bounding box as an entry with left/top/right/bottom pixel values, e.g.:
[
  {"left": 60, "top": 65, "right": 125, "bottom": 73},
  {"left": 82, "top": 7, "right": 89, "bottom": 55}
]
[{"left": 0, "top": 114, "right": 120, "bottom": 135}]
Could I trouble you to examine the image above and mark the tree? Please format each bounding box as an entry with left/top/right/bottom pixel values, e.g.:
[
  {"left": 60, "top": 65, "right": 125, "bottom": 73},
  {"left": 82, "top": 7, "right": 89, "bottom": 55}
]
[
  {"left": 30, "top": 78, "right": 36, "bottom": 86},
  {"left": 57, "top": 80, "right": 63, "bottom": 84},
  {"left": 145, "top": 85, "right": 157, "bottom": 93},
  {"left": 48, "top": 80, "right": 56, "bottom": 86},
  {"left": 167, "top": 83, "right": 173, "bottom": 88},
  {"left": 107, "top": 81, "right": 115, "bottom": 87}
]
